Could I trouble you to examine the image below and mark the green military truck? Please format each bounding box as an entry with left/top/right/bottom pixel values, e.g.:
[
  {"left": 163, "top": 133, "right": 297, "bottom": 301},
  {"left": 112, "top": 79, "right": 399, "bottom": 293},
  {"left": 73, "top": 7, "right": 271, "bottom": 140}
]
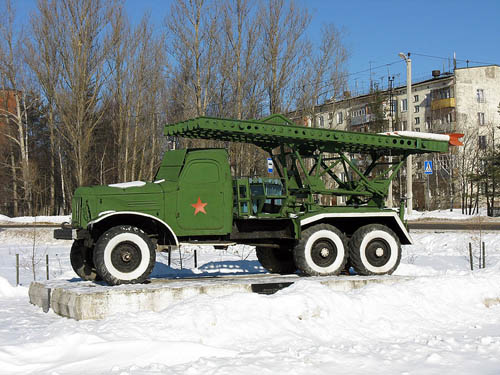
[{"left": 55, "top": 115, "right": 461, "bottom": 285}]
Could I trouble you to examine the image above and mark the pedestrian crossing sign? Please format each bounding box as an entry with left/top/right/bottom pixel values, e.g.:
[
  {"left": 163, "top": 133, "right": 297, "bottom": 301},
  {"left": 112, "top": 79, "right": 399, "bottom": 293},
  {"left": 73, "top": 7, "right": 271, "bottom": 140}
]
[
  {"left": 424, "top": 160, "right": 433, "bottom": 175},
  {"left": 267, "top": 157, "right": 274, "bottom": 173}
]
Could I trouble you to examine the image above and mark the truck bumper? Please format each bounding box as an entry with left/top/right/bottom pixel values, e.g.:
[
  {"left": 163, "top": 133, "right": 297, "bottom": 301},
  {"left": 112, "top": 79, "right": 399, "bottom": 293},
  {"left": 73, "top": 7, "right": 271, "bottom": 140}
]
[{"left": 53, "top": 226, "right": 77, "bottom": 240}]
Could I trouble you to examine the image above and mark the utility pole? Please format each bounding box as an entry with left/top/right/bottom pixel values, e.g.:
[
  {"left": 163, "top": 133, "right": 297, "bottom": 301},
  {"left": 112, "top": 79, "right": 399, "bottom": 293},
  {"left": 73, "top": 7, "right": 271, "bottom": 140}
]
[
  {"left": 399, "top": 52, "right": 413, "bottom": 215},
  {"left": 387, "top": 75, "right": 395, "bottom": 208}
]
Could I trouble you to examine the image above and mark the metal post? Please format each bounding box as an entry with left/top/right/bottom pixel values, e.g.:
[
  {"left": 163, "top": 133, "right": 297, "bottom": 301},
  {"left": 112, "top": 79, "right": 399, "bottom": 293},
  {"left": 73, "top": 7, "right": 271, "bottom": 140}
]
[
  {"left": 478, "top": 242, "right": 482, "bottom": 269},
  {"left": 468, "top": 243, "right": 473, "bottom": 271},
  {"left": 16, "top": 254, "right": 19, "bottom": 286},
  {"left": 46, "top": 254, "right": 49, "bottom": 280},
  {"left": 406, "top": 55, "right": 413, "bottom": 215},
  {"left": 399, "top": 52, "right": 413, "bottom": 215},
  {"left": 194, "top": 249, "right": 198, "bottom": 268},
  {"left": 168, "top": 249, "right": 171, "bottom": 266},
  {"left": 482, "top": 242, "right": 485, "bottom": 269}
]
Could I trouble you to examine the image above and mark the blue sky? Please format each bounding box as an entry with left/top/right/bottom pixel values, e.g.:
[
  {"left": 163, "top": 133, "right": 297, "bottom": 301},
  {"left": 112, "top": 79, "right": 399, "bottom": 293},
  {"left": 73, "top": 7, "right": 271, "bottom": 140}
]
[
  {"left": 302, "top": 0, "right": 500, "bottom": 92},
  {"left": 17, "top": 0, "right": 500, "bottom": 95},
  {"left": 124, "top": 0, "right": 500, "bottom": 95}
]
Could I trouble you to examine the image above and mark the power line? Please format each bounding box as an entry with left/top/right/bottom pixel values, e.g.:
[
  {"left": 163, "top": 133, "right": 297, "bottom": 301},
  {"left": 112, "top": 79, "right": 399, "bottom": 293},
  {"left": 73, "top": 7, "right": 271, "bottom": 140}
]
[
  {"left": 410, "top": 52, "right": 497, "bottom": 66},
  {"left": 345, "top": 60, "right": 403, "bottom": 79}
]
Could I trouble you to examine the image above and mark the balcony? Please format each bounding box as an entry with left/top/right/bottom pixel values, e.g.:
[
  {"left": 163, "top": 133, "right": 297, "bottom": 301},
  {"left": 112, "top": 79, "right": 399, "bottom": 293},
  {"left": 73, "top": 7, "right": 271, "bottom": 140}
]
[
  {"left": 431, "top": 98, "right": 456, "bottom": 111},
  {"left": 428, "top": 122, "right": 457, "bottom": 134},
  {"left": 350, "top": 114, "right": 375, "bottom": 126}
]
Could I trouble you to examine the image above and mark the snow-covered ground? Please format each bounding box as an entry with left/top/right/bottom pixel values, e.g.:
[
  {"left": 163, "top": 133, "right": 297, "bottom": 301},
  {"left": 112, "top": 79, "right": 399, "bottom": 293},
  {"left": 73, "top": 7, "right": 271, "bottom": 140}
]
[
  {"left": 0, "top": 218, "right": 499, "bottom": 374},
  {"left": 407, "top": 208, "right": 499, "bottom": 221},
  {"left": 0, "top": 214, "right": 71, "bottom": 224}
]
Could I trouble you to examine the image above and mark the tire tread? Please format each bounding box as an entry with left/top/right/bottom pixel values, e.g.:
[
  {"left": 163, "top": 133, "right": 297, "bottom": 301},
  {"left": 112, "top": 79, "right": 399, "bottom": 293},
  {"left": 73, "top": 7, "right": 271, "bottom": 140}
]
[{"left": 256, "top": 247, "right": 296, "bottom": 274}]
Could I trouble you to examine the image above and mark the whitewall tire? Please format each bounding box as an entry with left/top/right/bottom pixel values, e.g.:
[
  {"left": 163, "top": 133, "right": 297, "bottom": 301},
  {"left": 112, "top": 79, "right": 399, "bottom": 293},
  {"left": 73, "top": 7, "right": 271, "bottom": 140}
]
[
  {"left": 349, "top": 224, "right": 401, "bottom": 275},
  {"left": 293, "top": 224, "right": 348, "bottom": 276},
  {"left": 93, "top": 225, "right": 156, "bottom": 285}
]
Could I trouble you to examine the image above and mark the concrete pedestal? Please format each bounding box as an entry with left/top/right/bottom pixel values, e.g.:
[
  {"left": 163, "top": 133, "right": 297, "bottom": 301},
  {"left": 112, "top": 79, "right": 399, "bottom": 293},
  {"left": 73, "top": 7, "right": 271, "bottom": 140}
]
[{"left": 29, "top": 274, "right": 414, "bottom": 320}]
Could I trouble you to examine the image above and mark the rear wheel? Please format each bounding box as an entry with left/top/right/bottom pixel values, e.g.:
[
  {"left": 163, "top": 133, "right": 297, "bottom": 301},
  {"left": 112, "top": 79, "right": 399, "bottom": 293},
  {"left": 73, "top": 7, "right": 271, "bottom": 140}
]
[
  {"left": 293, "top": 224, "right": 348, "bottom": 276},
  {"left": 349, "top": 224, "right": 401, "bottom": 275},
  {"left": 256, "top": 247, "right": 297, "bottom": 274},
  {"left": 93, "top": 225, "right": 156, "bottom": 286}
]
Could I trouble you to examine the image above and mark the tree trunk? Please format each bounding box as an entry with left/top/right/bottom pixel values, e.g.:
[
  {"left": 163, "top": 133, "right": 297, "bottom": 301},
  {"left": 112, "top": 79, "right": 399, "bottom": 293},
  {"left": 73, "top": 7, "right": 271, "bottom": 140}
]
[{"left": 10, "top": 151, "right": 18, "bottom": 216}]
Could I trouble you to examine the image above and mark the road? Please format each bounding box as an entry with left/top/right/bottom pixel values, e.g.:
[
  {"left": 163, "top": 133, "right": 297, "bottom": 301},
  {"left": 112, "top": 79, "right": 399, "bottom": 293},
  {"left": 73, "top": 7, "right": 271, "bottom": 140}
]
[{"left": 408, "top": 221, "right": 500, "bottom": 230}]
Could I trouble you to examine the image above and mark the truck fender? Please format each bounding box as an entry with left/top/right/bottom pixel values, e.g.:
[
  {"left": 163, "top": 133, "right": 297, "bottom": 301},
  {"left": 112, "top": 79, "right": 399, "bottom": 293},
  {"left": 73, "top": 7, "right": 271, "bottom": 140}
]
[
  {"left": 88, "top": 211, "right": 179, "bottom": 247},
  {"left": 300, "top": 212, "right": 412, "bottom": 245}
]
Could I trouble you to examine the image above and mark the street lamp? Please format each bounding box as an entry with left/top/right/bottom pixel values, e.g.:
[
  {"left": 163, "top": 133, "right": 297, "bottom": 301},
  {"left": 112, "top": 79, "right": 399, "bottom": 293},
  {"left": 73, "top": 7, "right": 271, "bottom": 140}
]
[{"left": 399, "top": 52, "right": 413, "bottom": 215}]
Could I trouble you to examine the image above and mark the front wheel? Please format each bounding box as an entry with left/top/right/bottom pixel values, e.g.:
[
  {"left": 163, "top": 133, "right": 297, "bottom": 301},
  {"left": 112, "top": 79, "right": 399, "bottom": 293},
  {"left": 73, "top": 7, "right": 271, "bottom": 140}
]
[
  {"left": 93, "top": 225, "right": 156, "bottom": 286},
  {"left": 293, "top": 224, "right": 348, "bottom": 276},
  {"left": 348, "top": 224, "right": 401, "bottom": 276}
]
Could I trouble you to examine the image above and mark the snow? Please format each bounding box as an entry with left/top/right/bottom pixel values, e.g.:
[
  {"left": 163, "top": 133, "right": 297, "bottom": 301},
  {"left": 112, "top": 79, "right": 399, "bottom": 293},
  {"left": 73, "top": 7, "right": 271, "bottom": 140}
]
[
  {"left": 108, "top": 181, "right": 147, "bottom": 188},
  {"left": 0, "top": 215, "right": 500, "bottom": 374},
  {"left": 0, "top": 276, "right": 27, "bottom": 298},
  {"left": 407, "top": 208, "right": 498, "bottom": 221},
  {"left": 0, "top": 214, "right": 71, "bottom": 224}
]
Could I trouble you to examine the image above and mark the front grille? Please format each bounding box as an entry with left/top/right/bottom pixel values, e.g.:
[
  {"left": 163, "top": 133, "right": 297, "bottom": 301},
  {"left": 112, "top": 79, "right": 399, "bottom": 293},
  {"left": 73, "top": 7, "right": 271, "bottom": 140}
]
[{"left": 73, "top": 197, "right": 82, "bottom": 225}]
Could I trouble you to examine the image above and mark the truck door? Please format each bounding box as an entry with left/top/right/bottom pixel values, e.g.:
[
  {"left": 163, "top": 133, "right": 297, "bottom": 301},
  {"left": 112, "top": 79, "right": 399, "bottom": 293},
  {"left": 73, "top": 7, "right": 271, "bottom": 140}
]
[{"left": 176, "top": 158, "right": 226, "bottom": 233}]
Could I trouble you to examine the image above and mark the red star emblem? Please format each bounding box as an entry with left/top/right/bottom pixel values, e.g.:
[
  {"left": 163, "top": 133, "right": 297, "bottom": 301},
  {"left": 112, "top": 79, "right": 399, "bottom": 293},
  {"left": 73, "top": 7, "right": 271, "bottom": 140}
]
[{"left": 191, "top": 197, "right": 207, "bottom": 215}]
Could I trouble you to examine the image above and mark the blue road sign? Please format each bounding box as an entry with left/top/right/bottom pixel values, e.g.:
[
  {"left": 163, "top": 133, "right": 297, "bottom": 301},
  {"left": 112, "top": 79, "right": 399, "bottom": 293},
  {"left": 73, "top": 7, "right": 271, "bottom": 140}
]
[
  {"left": 424, "top": 160, "right": 433, "bottom": 175},
  {"left": 267, "top": 157, "right": 274, "bottom": 173}
]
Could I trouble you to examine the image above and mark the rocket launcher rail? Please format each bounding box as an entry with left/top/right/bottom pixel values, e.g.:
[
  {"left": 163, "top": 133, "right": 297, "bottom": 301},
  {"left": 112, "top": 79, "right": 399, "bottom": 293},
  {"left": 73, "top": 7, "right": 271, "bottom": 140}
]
[
  {"left": 164, "top": 114, "right": 454, "bottom": 155},
  {"left": 164, "top": 114, "right": 462, "bottom": 209}
]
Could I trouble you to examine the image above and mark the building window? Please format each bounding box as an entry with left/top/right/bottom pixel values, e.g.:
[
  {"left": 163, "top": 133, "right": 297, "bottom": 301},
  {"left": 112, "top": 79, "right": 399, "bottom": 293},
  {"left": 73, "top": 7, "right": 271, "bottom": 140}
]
[
  {"left": 414, "top": 105, "right": 419, "bottom": 113},
  {"left": 446, "top": 113, "right": 453, "bottom": 123},
  {"left": 415, "top": 127, "right": 420, "bottom": 132},
  {"left": 402, "top": 120, "right": 407, "bottom": 129},
  {"left": 433, "top": 87, "right": 452, "bottom": 100},
  {"left": 426, "top": 117, "right": 431, "bottom": 129},
  {"left": 477, "top": 89, "right": 485, "bottom": 103},
  {"left": 328, "top": 112, "right": 333, "bottom": 120},
  {"left": 337, "top": 111, "right": 343, "bottom": 124},
  {"left": 415, "top": 117, "right": 420, "bottom": 125},
  {"left": 401, "top": 99, "right": 408, "bottom": 112},
  {"left": 479, "top": 135, "right": 487, "bottom": 149},
  {"left": 478, "top": 112, "right": 485, "bottom": 125},
  {"left": 414, "top": 95, "right": 419, "bottom": 103},
  {"left": 318, "top": 115, "right": 324, "bottom": 128}
]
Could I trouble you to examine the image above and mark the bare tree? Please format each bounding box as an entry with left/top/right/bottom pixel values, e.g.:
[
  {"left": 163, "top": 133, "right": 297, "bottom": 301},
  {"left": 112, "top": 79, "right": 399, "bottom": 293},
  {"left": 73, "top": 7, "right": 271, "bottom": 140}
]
[
  {"left": 259, "top": 0, "right": 310, "bottom": 114},
  {"left": 0, "top": 0, "right": 36, "bottom": 215},
  {"left": 222, "top": 0, "right": 263, "bottom": 119},
  {"left": 33, "top": 0, "right": 116, "bottom": 189},
  {"left": 106, "top": 9, "right": 167, "bottom": 183},
  {"left": 221, "top": 0, "right": 267, "bottom": 176},
  {"left": 166, "top": 0, "right": 220, "bottom": 118},
  {"left": 295, "top": 23, "right": 349, "bottom": 122},
  {"left": 26, "top": 0, "right": 65, "bottom": 214},
  {"left": 457, "top": 131, "right": 482, "bottom": 214}
]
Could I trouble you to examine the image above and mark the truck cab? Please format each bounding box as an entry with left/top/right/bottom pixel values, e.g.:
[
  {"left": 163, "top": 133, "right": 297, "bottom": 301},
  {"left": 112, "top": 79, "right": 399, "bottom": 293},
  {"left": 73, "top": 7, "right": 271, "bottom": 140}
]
[
  {"left": 56, "top": 148, "right": 234, "bottom": 285},
  {"left": 156, "top": 149, "right": 233, "bottom": 237}
]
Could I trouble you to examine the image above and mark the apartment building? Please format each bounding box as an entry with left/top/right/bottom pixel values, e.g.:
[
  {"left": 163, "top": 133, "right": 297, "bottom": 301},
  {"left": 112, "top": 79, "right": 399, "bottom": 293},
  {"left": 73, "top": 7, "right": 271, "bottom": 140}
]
[{"left": 290, "top": 65, "right": 500, "bottom": 209}]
